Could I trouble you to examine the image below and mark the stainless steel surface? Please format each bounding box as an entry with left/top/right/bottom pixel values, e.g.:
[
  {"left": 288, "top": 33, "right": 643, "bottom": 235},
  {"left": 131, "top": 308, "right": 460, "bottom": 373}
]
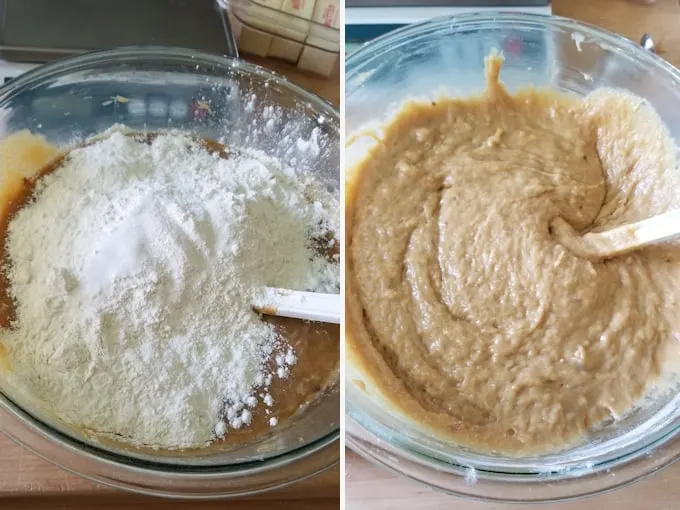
[
  {"left": 0, "top": 0, "right": 238, "bottom": 62},
  {"left": 219, "top": 1, "right": 239, "bottom": 58}
]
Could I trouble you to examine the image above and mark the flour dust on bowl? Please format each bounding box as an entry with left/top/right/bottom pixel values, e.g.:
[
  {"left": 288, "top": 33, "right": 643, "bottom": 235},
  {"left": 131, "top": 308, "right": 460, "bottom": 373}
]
[
  {"left": 346, "top": 13, "right": 680, "bottom": 502},
  {"left": 0, "top": 46, "right": 340, "bottom": 498}
]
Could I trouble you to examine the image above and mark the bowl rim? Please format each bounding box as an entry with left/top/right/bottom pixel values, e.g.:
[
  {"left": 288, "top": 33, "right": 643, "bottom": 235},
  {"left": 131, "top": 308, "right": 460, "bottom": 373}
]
[
  {"left": 1, "top": 45, "right": 339, "bottom": 118},
  {"left": 346, "top": 11, "right": 680, "bottom": 86},
  {"left": 345, "top": 11, "right": 680, "bottom": 503},
  {"left": 0, "top": 45, "right": 340, "bottom": 491},
  {"left": 2, "top": 388, "right": 339, "bottom": 475}
]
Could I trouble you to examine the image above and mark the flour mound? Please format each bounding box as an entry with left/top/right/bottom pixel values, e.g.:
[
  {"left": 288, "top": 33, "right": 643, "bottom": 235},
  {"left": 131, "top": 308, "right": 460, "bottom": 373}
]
[{"left": 3, "top": 131, "right": 338, "bottom": 449}]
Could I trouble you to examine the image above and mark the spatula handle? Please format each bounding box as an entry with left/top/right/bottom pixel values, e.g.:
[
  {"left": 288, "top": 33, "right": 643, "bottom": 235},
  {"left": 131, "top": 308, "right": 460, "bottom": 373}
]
[{"left": 254, "top": 287, "right": 341, "bottom": 324}]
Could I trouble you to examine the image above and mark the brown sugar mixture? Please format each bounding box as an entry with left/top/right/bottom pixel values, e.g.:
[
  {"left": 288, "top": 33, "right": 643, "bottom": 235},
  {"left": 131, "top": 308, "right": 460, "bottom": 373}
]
[
  {"left": 0, "top": 130, "right": 338, "bottom": 450},
  {"left": 346, "top": 54, "right": 680, "bottom": 455}
]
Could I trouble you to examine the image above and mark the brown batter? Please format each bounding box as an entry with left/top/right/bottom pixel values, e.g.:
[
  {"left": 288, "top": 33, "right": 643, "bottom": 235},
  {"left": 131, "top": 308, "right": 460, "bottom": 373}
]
[
  {"left": 346, "top": 54, "right": 680, "bottom": 455},
  {"left": 0, "top": 130, "right": 338, "bottom": 451}
]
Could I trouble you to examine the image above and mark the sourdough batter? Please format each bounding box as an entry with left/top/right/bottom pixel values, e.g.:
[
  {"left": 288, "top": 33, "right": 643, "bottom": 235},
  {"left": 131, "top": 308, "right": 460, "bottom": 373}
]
[{"left": 346, "top": 54, "right": 680, "bottom": 455}]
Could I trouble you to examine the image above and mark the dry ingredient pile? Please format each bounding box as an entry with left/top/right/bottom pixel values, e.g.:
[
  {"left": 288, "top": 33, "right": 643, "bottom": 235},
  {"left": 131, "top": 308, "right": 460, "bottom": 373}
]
[
  {"left": 346, "top": 54, "right": 680, "bottom": 455},
  {"left": 0, "top": 130, "right": 339, "bottom": 449}
]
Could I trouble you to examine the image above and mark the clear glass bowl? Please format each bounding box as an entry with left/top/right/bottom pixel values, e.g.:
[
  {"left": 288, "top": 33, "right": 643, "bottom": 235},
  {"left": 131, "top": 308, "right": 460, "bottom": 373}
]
[
  {"left": 0, "top": 46, "right": 339, "bottom": 498},
  {"left": 346, "top": 13, "right": 680, "bottom": 503}
]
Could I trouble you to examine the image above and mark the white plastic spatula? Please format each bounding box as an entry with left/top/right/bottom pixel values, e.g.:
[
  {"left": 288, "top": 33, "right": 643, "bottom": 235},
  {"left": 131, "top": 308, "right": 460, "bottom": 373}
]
[
  {"left": 253, "top": 287, "right": 341, "bottom": 324},
  {"left": 552, "top": 209, "right": 680, "bottom": 260}
]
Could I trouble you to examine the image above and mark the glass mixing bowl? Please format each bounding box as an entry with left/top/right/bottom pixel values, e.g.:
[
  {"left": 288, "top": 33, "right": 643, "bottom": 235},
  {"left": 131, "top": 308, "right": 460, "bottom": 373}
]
[
  {"left": 346, "top": 13, "right": 680, "bottom": 503},
  {"left": 0, "top": 46, "right": 339, "bottom": 498}
]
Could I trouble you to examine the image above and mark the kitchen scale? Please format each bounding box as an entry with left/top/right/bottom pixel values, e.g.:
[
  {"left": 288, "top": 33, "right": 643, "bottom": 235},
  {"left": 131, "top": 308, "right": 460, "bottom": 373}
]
[
  {"left": 0, "top": 0, "right": 238, "bottom": 83},
  {"left": 346, "top": 0, "right": 552, "bottom": 53}
]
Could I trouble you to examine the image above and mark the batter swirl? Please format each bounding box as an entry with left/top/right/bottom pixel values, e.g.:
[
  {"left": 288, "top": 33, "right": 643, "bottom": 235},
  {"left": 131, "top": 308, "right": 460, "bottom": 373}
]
[{"left": 346, "top": 55, "right": 680, "bottom": 454}]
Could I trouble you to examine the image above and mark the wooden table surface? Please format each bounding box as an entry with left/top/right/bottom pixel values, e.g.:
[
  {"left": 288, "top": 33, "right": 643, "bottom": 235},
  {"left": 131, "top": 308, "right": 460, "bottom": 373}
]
[
  {"left": 347, "top": 448, "right": 680, "bottom": 510},
  {"left": 0, "top": 56, "right": 339, "bottom": 509},
  {"left": 347, "top": 0, "right": 680, "bottom": 509}
]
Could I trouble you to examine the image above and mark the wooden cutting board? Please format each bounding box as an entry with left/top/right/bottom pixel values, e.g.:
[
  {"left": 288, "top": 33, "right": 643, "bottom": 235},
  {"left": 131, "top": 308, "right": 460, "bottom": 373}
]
[
  {"left": 0, "top": 57, "right": 339, "bottom": 508},
  {"left": 348, "top": 0, "right": 680, "bottom": 508}
]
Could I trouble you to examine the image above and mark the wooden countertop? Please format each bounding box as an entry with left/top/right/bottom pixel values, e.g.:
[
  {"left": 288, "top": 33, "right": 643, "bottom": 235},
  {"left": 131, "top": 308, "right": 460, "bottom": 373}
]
[
  {"left": 554, "top": 0, "right": 680, "bottom": 68},
  {"left": 347, "top": 449, "right": 680, "bottom": 510},
  {"left": 0, "top": 58, "right": 339, "bottom": 509},
  {"left": 0, "top": 439, "right": 339, "bottom": 509},
  {"left": 246, "top": 56, "right": 340, "bottom": 108},
  {"left": 348, "top": 0, "right": 680, "bottom": 509}
]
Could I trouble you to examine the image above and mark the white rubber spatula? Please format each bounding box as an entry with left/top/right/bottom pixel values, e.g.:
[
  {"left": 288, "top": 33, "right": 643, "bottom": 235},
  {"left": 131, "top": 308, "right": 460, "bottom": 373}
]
[
  {"left": 552, "top": 209, "right": 680, "bottom": 260},
  {"left": 253, "top": 287, "right": 341, "bottom": 324}
]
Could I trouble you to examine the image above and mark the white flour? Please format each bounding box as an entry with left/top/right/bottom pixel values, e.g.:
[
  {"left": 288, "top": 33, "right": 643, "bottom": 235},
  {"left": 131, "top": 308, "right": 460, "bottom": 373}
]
[{"left": 2, "top": 131, "right": 338, "bottom": 449}]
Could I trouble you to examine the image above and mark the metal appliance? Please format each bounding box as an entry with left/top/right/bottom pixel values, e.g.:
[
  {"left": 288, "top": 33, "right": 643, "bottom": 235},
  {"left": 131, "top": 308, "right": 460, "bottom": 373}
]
[{"left": 0, "top": 0, "right": 237, "bottom": 83}]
